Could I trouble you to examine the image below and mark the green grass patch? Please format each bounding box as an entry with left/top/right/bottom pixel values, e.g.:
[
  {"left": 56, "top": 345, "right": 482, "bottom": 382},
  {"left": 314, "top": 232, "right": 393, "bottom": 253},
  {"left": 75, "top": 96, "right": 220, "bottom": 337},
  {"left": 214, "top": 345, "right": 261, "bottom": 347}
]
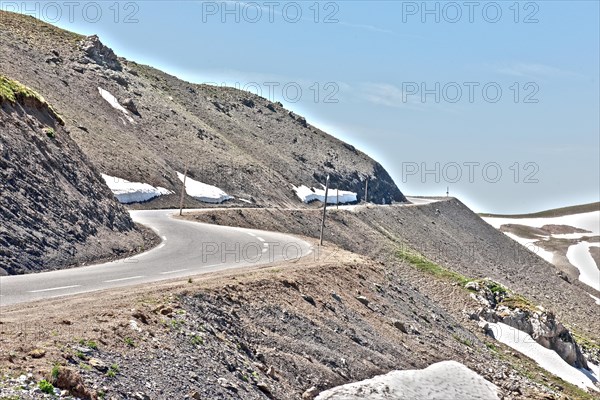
[
  {"left": 487, "top": 280, "right": 508, "bottom": 295},
  {"left": 0, "top": 75, "right": 34, "bottom": 103},
  {"left": 485, "top": 342, "right": 499, "bottom": 352},
  {"left": 571, "top": 330, "right": 600, "bottom": 352},
  {"left": 78, "top": 339, "right": 98, "bottom": 350},
  {"left": 397, "top": 247, "right": 470, "bottom": 285},
  {"left": 0, "top": 75, "right": 64, "bottom": 125},
  {"left": 43, "top": 127, "right": 55, "bottom": 138},
  {"left": 499, "top": 295, "right": 537, "bottom": 312},
  {"left": 106, "top": 363, "right": 119, "bottom": 378},
  {"left": 191, "top": 335, "right": 204, "bottom": 346},
  {"left": 38, "top": 379, "right": 54, "bottom": 394},
  {"left": 452, "top": 333, "right": 473, "bottom": 347},
  {"left": 50, "top": 364, "right": 60, "bottom": 383}
]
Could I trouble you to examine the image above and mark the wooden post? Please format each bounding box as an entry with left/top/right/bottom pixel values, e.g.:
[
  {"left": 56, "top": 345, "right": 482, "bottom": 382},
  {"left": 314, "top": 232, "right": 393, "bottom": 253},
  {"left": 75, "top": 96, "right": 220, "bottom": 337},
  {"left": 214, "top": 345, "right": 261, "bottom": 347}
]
[
  {"left": 179, "top": 165, "right": 188, "bottom": 216},
  {"left": 364, "top": 178, "right": 369, "bottom": 203},
  {"left": 319, "top": 175, "right": 330, "bottom": 246},
  {"left": 336, "top": 188, "right": 339, "bottom": 209}
]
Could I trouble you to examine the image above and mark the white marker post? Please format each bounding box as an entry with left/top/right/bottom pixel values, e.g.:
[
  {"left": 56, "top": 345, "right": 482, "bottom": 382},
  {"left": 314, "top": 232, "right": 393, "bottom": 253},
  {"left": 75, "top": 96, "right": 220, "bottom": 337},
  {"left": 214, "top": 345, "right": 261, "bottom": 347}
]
[
  {"left": 319, "top": 175, "right": 330, "bottom": 246},
  {"left": 179, "top": 165, "right": 188, "bottom": 216}
]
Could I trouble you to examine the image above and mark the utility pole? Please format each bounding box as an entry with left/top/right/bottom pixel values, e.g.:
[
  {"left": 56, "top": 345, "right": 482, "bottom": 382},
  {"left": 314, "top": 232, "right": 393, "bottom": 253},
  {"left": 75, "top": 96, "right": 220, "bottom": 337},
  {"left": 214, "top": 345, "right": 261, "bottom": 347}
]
[
  {"left": 319, "top": 175, "right": 330, "bottom": 246},
  {"left": 446, "top": 186, "right": 449, "bottom": 197},
  {"left": 336, "top": 188, "right": 339, "bottom": 210},
  {"left": 364, "top": 178, "right": 369, "bottom": 204},
  {"left": 179, "top": 164, "right": 188, "bottom": 216}
]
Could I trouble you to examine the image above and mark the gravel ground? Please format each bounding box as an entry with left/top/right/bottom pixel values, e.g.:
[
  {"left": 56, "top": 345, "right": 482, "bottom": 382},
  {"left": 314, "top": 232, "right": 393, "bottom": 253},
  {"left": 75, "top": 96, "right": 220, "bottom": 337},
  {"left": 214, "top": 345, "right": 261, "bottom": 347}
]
[{"left": 1, "top": 233, "right": 596, "bottom": 399}]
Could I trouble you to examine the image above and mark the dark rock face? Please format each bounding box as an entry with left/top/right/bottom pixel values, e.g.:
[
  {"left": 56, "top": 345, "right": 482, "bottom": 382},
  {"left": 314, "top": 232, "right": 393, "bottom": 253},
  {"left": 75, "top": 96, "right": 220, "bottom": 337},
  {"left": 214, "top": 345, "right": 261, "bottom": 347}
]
[{"left": 0, "top": 82, "right": 145, "bottom": 274}]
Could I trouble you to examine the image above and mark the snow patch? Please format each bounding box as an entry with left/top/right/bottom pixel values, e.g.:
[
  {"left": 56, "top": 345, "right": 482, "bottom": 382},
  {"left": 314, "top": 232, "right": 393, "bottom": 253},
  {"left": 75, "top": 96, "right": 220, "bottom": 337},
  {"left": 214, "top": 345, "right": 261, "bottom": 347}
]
[
  {"left": 483, "top": 211, "right": 600, "bottom": 235},
  {"left": 315, "top": 360, "right": 499, "bottom": 400},
  {"left": 102, "top": 174, "right": 172, "bottom": 204},
  {"left": 98, "top": 87, "right": 134, "bottom": 123},
  {"left": 503, "top": 232, "right": 554, "bottom": 263},
  {"left": 483, "top": 211, "right": 600, "bottom": 268},
  {"left": 488, "top": 322, "right": 599, "bottom": 391},
  {"left": 177, "top": 172, "right": 233, "bottom": 204},
  {"left": 567, "top": 242, "right": 600, "bottom": 292},
  {"left": 294, "top": 185, "right": 357, "bottom": 204},
  {"left": 589, "top": 294, "right": 600, "bottom": 306}
]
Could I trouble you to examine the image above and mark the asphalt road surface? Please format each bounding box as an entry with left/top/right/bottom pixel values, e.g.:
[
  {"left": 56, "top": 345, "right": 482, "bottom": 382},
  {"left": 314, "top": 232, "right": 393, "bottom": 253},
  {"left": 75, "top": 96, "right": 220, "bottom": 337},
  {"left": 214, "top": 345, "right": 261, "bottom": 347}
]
[{"left": 0, "top": 210, "right": 313, "bottom": 306}]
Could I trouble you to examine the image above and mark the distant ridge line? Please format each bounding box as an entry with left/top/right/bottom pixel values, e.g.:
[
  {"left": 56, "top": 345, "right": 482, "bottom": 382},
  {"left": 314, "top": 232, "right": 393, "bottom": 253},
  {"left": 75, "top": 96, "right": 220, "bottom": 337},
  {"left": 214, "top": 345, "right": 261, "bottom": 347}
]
[{"left": 480, "top": 202, "right": 600, "bottom": 219}]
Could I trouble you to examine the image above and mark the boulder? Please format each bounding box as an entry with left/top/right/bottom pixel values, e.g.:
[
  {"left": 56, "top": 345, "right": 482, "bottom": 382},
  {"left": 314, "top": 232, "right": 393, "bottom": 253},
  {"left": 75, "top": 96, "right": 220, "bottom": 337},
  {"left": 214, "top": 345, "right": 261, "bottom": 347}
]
[
  {"left": 55, "top": 367, "right": 96, "bottom": 400},
  {"left": 302, "top": 386, "right": 319, "bottom": 399},
  {"left": 355, "top": 296, "right": 370, "bottom": 306},
  {"left": 88, "top": 357, "right": 108, "bottom": 372},
  {"left": 122, "top": 98, "right": 140, "bottom": 116},
  {"left": 392, "top": 320, "right": 409, "bottom": 334},
  {"left": 28, "top": 348, "right": 46, "bottom": 358}
]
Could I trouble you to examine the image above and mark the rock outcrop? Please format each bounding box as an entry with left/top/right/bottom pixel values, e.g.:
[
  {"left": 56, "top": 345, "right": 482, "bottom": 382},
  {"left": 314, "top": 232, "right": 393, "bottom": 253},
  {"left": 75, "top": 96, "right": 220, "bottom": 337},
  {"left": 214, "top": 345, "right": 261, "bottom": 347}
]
[
  {"left": 78, "top": 34, "right": 122, "bottom": 71},
  {"left": 467, "top": 280, "right": 589, "bottom": 369}
]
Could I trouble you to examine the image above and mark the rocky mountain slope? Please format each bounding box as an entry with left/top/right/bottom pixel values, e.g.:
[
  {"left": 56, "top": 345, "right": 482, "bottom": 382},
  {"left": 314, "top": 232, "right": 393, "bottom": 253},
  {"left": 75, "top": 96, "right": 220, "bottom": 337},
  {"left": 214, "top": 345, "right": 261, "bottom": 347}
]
[
  {"left": 0, "top": 11, "right": 405, "bottom": 208},
  {"left": 182, "top": 199, "right": 600, "bottom": 357},
  {"left": 0, "top": 75, "right": 152, "bottom": 275},
  {"left": 0, "top": 217, "right": 598, "bottom": 400}
]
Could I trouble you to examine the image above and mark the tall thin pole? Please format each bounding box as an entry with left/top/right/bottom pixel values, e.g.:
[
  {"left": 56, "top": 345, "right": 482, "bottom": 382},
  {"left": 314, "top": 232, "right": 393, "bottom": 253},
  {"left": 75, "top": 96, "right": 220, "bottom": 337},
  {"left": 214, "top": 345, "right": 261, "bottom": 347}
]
[
  {"left": 319, "top": 175, "right": 330, "bottom": 246},
  {"left": 179, "top": 165, "right": 188, "bottom": 216},
  {"left": 336, "top": 188, "right": 339, "bottom": 210},
  {"left": 364, "top": 178, "right": 369, "bottom": 204}
]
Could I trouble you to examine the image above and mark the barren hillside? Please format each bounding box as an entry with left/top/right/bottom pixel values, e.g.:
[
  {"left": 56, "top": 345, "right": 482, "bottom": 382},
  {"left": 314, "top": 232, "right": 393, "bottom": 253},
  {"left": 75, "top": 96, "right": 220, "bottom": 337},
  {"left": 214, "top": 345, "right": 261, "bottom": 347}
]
[{"left": 0, "top": 11, "right": 405, "bottom": 208}]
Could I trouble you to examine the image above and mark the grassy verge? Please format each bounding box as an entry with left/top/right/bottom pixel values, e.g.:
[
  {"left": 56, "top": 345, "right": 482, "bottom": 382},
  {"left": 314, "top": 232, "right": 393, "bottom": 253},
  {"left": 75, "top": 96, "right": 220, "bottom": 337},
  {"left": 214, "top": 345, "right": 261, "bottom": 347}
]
[
  {"left": 499, "top": 294, "right": 538, "bottom": 313},
  {"left": 396, "top": 247, "right": 470, "bottom": 286},
  {"left": 0, "top": 75, "right": 64, "bottom": 125}
]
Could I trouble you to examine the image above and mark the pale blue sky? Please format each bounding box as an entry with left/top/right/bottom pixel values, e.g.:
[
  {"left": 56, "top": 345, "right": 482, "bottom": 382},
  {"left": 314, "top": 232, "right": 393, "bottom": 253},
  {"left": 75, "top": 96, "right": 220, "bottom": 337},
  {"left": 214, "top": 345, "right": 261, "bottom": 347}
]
[{"left": 9, "top": 1, "right": 599, "bottom": 213}]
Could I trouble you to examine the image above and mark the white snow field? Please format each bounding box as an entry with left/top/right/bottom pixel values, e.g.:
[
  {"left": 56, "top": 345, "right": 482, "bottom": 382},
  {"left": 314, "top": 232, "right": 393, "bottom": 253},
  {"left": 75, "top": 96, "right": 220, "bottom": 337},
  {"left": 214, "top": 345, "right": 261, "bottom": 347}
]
[
  {"left": 483, "top": 211, "right": 600, "bottom": 290},
  {"left": 102, "top": 174, "right": 172, "bottom": 204},
  {"left": 483, "top": 211, "right": 600, "bottom": 236},
  {"left": 294, "top": 185, "right": 357, "bottom": 204},
  {"left": 503, "top": 232, "right": 555, "bottom": 264},
  {"left": 315, "top": 361, "right": 499, "bottom": 400},
  {"left": 177, "top": 172, "right": 233, "bottom": 204},
  {"left": 488, "top": 322, "right": 599, "bottom": 391},
  {"left": 98, "top": 87, "right": 134, "bottom": 123},
  {"left": 567, "top": 242, "right": 600, "bottom": 291},
  {"left": 589, "top": 294, "right": 600, "bottom": 305}
]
